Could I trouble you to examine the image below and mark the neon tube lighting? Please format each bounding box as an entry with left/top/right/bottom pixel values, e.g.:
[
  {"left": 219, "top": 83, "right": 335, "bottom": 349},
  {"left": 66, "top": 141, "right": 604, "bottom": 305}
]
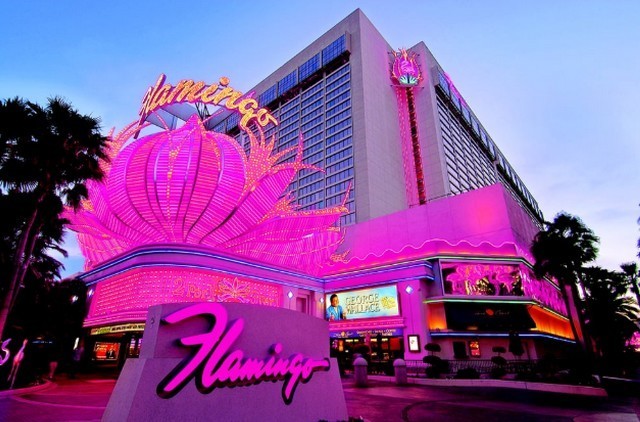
[
  {"left": 429, "top": 331, "right": 575, "bottom": 343},
  {"left": 66, "top": 116, "right": 347, "bottom": 276}
]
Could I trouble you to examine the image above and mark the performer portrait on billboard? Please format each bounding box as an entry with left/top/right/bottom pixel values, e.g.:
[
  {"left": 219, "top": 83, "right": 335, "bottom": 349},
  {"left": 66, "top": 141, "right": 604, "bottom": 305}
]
[{"left": 326, "top": 294, "right": 347, "bottom": 321}]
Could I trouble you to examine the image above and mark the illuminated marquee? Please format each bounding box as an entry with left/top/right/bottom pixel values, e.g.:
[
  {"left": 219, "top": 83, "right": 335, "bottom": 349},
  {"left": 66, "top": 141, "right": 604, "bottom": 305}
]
[
  {"left": 441, "top": 261, "right": 567, "bottom": 316},
  {"left": 89, "top": 323, "right": 146, "bottom": 336},
  {"left": 85, "top": 267, "right": 282, "bottom": 327},
  {"left": 65, "top": 114, "right": 347, "bottom": 274},
  {"left": 326, "top": 285, "right": 400, "bottom": 320},
  {"left": 138, "top": 74, "right": 278, "bottom": 129}
]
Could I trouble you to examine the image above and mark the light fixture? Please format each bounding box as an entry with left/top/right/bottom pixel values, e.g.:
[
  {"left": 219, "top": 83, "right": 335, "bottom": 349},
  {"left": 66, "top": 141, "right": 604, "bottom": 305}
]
[
  {"left": 287, "top": 291, "right": 294, "bottom": 299},
  {"left": 405, "top": 285, "right": 414, "bottom": 295},
  {"left": 319, "top": 297, "right": 324, "bottom": 304}
]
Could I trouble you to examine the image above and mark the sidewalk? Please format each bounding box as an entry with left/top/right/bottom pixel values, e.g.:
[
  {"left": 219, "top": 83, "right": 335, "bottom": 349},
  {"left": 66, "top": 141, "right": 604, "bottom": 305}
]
[{"left": 0, "top": 372, "right": 638, "bottom": 421}]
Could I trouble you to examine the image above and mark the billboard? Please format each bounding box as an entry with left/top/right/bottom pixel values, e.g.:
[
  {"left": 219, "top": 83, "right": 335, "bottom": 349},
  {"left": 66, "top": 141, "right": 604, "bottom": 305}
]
[{"left": 325, "top": 285, "right": 399, "bottom": 321}]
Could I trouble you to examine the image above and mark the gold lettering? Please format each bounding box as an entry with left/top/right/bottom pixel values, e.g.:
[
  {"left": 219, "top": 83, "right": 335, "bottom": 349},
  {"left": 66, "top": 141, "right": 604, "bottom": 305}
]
[
  {"left": 257, "top": 109, "right": 278, "bottom": 127},
  {"left": 139, "top": 88, "right": 153, "bottom": 117},
  {"left": 150, "top": 85, "right": 171, "bottom": 110},
  {"left": 165, "top": 80, "right": 189, "bottom": 103},
  {"left": 238, "top": 99, "right": 259, "bottom": 128},
  {"left": 139, "top": 74, "right": 166, "bottom": 119},
  {"left": 224, "top": 91, "right": 247, "bottom": 110},
  {"left": 211, "top": 87, "right": 236, "bottom": 105},
  {"left": 200, "top": 83, "right": 221, "bottom": 103},
  {"left": 175, "top": 80, "right": 205, "bottom": 102},
  {"left": 238, "top": 98, "right": 259, "bottom": 114},
  {"left": 139, "top": 75, "right": 279, "bottom": 128},
  {"left": 187, "top": 81, "right": 206, "bottom": 102}
]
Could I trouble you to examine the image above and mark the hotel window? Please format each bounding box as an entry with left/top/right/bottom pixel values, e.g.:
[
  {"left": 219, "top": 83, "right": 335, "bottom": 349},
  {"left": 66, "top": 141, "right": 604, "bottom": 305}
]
[
  {"left": 299, "top": 181, "right": 323, "bottom": 197},
  {"left": 299, "top": 54, "right": 320, "bottom": 82},
  {"left": 278, "top": 70, "right": 298, "bottom": 96},
  {"left": 301, "top": 107, "right": 323, "bottom": 123},
  {"left": 488, "top": 140, "right": 496, "bottom": 159},
  {"left": 326, "top": 148, "right": 351, "bottom": 165},
  {"left": 258, "top": 85, "right": 277, "bottom": 107},
  {"left": 326, "top": 99, "right": 351, "bottom": 119},
  {"left": 301, "top": 116, "right": 323, "bottom": 132},
  {"left": 301, "top": 99, "right": 323, "bottom": 115},
  {"left": 280, "top": 97, "right": 300, "bottom": 114},
  {"left": 326, "top": 168, "right": 353, "bottom": 185},
  {"left": 322, "top": 34, "right": 347, "bottom": 66},
  {"left": 480, "top": 129, "right": 488, "bottom": 147},
  {"left": 450, "top": 93, "right": 461, "bottom": 112},
  {"left": 326, "top": 109, "right": 351, "bottom": 127},
  {"left": 326, "top": 64, "right": 349, "bottom": 82},
  {"left": 326, "top": 127, "right": 352, "bottom": 145},
  {"left": 326, "top": 91, "right": 350, "bottom": 108},
  {"left": 279, "top": 114, "right": 300, "bottom": 129},
  {"left": 326, "top": 75, "right": 350, "bottom": 95},
  {"left": 302, "top": 81, "right": 323, "bottom": 99},
  {"left": 304, "top": 140, "right": 324, "bottom": 155},
  {"left": 437, "top": 71, "right": 450, "bottom": 96},
  {"left": 341, "top": 213, "right": 356, "bottom": 225},
  {"left": 213, "top": 121, "right": 225, "bottom": 133},
  {"left": 325, "top": 180, "right": 351, "bottom": 196},
  {"left": 299, "top": 171, "right": 323, "bottom": 187},
  {"left": 326, "top": 157, "right": 353, "bottom": 175},
  {"left": 305, "top": 151, "right": 323, "bottom": 164},
  {"left": 227, "top": 113, "right": 239, "bottom": 130},
  {"left": 461, "top": 105, "right": 471, "bottom": 124},
  {"left": 303, "top": 134, "right": 323, "bottom": 149},
  {"left": 303, "top": 125, "right": 322, "bottom": 138},
  {"left": 326, "top": 137, "right": 352, "bottom": 155},
  {"left": 471, "top": 118, "right": 480, "bottom": 136},
  {"left": 326, "top": 120, "right": 351, "bottom": 136}
]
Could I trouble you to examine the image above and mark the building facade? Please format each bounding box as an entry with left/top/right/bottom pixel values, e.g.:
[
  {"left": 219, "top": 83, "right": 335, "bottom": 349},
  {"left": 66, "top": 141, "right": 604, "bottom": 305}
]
[{"left": 72, "top": 9, "right": 573, "bottom": 369}]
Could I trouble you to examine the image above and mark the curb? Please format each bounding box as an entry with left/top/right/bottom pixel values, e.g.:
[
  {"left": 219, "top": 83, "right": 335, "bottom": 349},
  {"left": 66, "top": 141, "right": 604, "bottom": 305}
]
[
  {"left": 367, "top": 375, "right": 608, "bottom": 397},
  {"left": 0, "top": 379, "right": 54, "bottom": 398}
]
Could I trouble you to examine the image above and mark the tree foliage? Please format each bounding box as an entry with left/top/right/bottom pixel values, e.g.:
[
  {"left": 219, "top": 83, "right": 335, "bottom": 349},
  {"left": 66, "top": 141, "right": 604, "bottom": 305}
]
[
  {"left": 531, "top": 212, "right": 599, "bottom": 283},
  {"left": 581, "top": 266, "right": 639, "bottom": 374},
  {"left": 531, "top": 212, "right": 599, "bottom": 354},
  {"left": 0, "top": 97, "right": 108, "bottom": 338}
]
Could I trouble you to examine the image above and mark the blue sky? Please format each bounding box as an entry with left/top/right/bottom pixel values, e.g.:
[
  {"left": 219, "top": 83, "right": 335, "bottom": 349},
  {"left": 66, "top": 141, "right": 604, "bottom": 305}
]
[{"left": 1, "top": 1, "right": 639, "bottom": 277}]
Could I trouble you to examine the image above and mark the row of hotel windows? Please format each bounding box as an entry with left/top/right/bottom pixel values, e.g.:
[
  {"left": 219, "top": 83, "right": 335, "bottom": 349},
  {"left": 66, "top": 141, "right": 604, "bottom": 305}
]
[
  {"left": 259, "top": 34, "right": 348, "bottom": 108},
  {"left": 435, "top": 69, "right": 542, "bottom": 220},
  {"left": 231, "top": 64, "right": 355, "bottom": 227},
  {"left": 213, "top": 34, "right": 349, "bottom": 135},
  {"left": 438, "top": 99, "right": 498, "bottom": 195}
]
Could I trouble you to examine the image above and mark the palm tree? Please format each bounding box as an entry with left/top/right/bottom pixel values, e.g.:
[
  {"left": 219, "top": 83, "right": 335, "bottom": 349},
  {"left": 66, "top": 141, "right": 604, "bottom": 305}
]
[
  {"left": 620, "top": 262, "right": 640, "bottom": 310},
  {"left": 581, "top": 266, "right": 639, "bottom": 374},
  {"left": 531, "top": 212, "right": 599, "bottom": 355},
  {"left": 0, "top": 97, "right": 108, "bottom": 338}
]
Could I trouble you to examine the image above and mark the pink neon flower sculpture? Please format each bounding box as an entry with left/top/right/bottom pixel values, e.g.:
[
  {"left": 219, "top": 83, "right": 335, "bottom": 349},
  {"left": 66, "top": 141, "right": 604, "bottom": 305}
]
[{"left": 65, "top": 116, "right": 347, "bottom": 274}]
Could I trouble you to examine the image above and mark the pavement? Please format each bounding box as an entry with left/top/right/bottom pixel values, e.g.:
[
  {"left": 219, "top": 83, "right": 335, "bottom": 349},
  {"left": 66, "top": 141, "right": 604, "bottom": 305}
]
[{"left": 0, "top": 372, "right": 639, "bottom": 421}]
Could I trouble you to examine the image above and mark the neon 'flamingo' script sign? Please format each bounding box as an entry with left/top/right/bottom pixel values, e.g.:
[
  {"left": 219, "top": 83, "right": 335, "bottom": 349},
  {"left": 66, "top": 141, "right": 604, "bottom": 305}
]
[{"left": 157, "top": 303, "right": 330, "bottom": 404}]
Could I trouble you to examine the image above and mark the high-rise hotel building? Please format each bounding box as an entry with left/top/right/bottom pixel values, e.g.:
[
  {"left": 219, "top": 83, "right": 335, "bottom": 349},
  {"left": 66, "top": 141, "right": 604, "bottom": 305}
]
[
  {"left": 75, "top": 9, "right": 572, "bottom": 367},
  {"left": 210, "top": 9, "right": 542, "bottom": 228}
]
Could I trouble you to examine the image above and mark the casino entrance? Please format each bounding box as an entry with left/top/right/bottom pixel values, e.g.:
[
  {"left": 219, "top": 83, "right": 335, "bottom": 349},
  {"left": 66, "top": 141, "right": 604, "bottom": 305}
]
[{"left": 330, "top": 330, "right": 404, "bottom": 375}]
